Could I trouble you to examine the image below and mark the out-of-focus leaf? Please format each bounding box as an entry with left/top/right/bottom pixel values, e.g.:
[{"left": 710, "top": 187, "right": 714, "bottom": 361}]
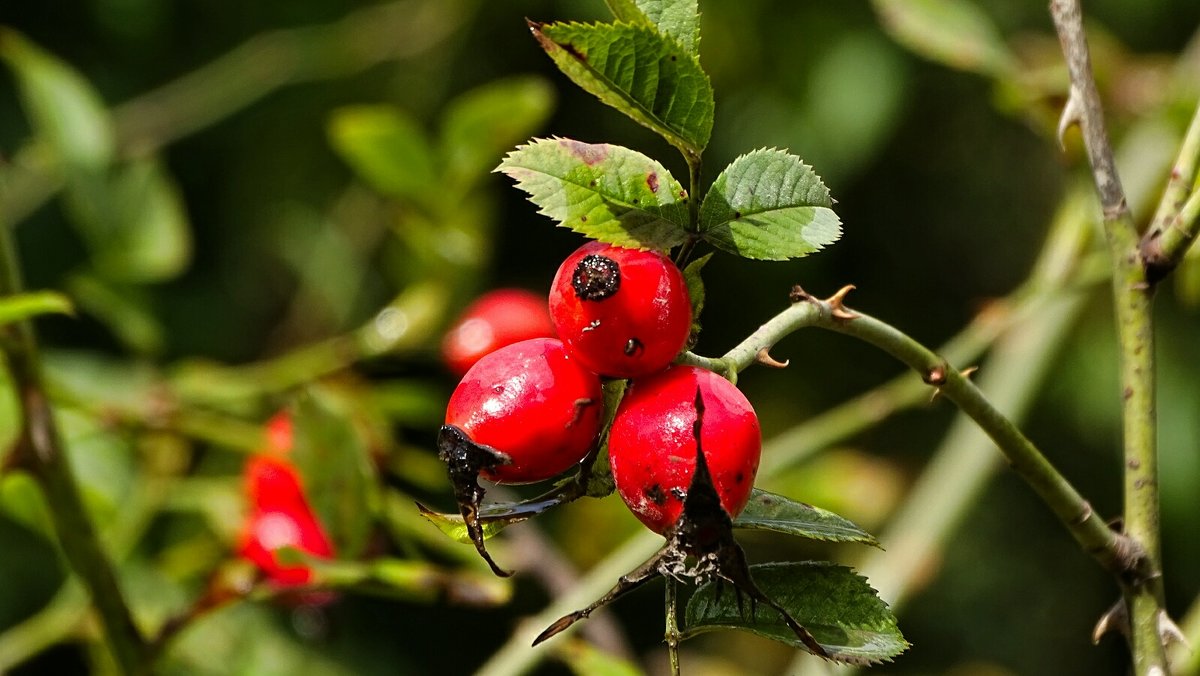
[
  {"left": 64, "top": 158, "right": 192, "bottom": 283},
  {"left": 291, "top": 391, "right": 381, "bottom": 558},
  {"left": 497, "top": 137, "right": 689, "bottom": 250},
  {"left": 368, "top": 382, "right": 445, "bottom": 425},
  {"left": 0, "top": 291, "right": 73, "bottom": 326},
  {"left": 0, "top": 29, "right": 114, "bottom": 171},
  {"left": 555, "top": 637, "right": 643, "bottom": 676},
  {"left": 440, "top": 76, "right": 555, "bottom": 189},
  {"left": 66, "top": 273, "right": 164, "bottom": 354},
  {"left": 871, "top": 0, "right": 1015, "bottom": 77},
  {"left": 43, "top": 349, "right": 160, "bottom": 414},
  {"left": 58, "top": 409, "right": 137, "bottom": 528},
  {"left": 604, "top": 0, "right": 700, "bottom": 54},
  {"left": 699, "top": 148, "right": 841, "bottom": 260},
  {"left": 683, "top": 561, "right": 908, "bottom": 665},
  {"left": 306, "top": 557, "right": 511, "bottom": 606},
  {"left": 530, "top": 21, "right": 713, "bottom": 156},
  {"left": 0, "top": 473, "right": 54, "bottom": 539},
  {"left": 328, "top": 105, "right": 436, "bottom": 200},
  {"left": 733, "top": 488, "right": 879, "bottom": 546}
]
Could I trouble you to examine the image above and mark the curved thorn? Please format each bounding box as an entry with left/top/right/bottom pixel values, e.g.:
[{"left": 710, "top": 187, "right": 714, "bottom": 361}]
[{"left": 755, "top": 347, "right": 790, "bottom": 369}]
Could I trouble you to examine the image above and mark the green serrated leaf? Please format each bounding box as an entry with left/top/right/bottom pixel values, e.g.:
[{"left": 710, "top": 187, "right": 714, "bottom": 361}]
[
  {"left": 699, "top": 148, "right": 841, "bottom": 260},
  {"left": 733, "top": 488, "right": 879, "bottom": 547},
  {"left": 604, "top": 0, "right": 700, "bottom": 54},
  {"left": 291, "top": 392, "right": 381, "bottom": 558},
  {"left": 0, "top": 29, "right": 114, "bottom": 172},
  {"left": 871, "top": 0, "right": 1015, "bottom": 76},
  {"left": 0, "top": 291, "right": 73, "bottom": 326},
  {"left": 683, "top": 561, "right": 908, "bottom": 665},
  {"left": 440, "top": 76, "right": 555, "bottom": 190},
  {"left": 497, "top": 137, "right": 690, "bottom": 250},
  {"left": 328, "top": 105, "right": 436, "bottom": 201},
  {"left": 530, "top": 21, "right": 713, "bottom": 156}
]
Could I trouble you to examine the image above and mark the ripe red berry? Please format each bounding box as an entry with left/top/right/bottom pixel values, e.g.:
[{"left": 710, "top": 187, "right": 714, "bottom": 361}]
[
  {"left": 238, "top": 414, "right": 335, "bottom": 589},
  {"left": 441, "top": 288, "right": 555, "bottom": 376},
  {"left": 439, "top": 337, "right": 603, "bottom": 576},
  {"left": 443, "top": 337, "right": 602, "bottom": 483},
  {"left": 608, "top": 366, "right": 760, "bottom": 534},
  {"left": 549, "top": 241, "right": 691, "bottom": 379}
]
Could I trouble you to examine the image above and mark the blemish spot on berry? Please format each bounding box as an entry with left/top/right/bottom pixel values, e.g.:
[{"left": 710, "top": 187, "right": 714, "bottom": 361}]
[
  {"left": 582, "top": 319, "right": 601, "bottom": 332},
  {"left": 646, "top": 172, "right": 659, "bottom": 193},
  {"left": 670, "top": 487, "right": 687, "bottom": 501},
  {"left": 492, "top": 385, "right": 504, "bottom": 394},
  {"left": 624, "top": 337, "right": 644, "bottom": 357},
  {"left": 572, "top": 254, "right": 621, "bottom": 301},
  {"left": 645, "top": 483, "right": 666, "bottom": 505},
  {"left": 735, "top": 471, "right": 745, "bottom": 484}
]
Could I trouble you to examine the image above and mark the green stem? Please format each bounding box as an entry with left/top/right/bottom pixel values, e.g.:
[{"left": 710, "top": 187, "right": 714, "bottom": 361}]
[
  {"left": 665, "top": 577, "right": 682, "bottom": 676},
  {"left": 702, "top": 288, "right": 1136, "bottom": 578},
  {"left": 796, "top": 288, "right": 1090, "bottom": 676},
  {"left": 1142, "top": 97, "right": 1200, "bottom": 280},
  {"left": 1051, "top": 1, "right": 1165, "bottom": 671},
  {"left": 0, "top": 232, "right": 151, "bottom": 674}
]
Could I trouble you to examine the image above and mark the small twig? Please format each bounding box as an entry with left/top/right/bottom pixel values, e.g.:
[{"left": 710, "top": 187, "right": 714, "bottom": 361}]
[
  {"left": 665, "top": 577, "right": 682, "bottom": 676},
  {"left": 1141, "top": 98, "right": 1200, "bottom": 282}
]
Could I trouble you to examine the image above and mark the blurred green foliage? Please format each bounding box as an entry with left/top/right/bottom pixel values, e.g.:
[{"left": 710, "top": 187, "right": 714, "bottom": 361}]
[{"left": 1, "top": 0, "right": 1199, "bottom": 674}]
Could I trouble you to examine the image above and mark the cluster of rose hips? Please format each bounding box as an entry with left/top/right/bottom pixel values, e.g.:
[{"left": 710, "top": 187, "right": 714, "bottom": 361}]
[{"left": 437, "top": 240, "right": 761, "bottom": 575}]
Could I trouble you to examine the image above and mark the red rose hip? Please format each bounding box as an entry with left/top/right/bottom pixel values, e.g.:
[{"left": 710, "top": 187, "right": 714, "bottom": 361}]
[
  {"left": 439, "top": 337, "right": 603, "bottom": 575},
  {"left": 608, "top": 366, "right": 760, "bottom": 534},
  {"left": 441, "top": 288, "right": 555, "bottom": 376},
  {"left": 549, "top": 241, "right": 691, "bottom": 379}
]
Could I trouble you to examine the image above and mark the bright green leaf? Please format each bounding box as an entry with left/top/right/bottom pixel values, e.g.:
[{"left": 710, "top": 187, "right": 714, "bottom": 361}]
[
  {"left": 0, "top": 291, "right": 73, "bottom": 326},
  {"left": 684, "top": 561, "right": 908, "bottom": 665},
  {"left": 328, "top": 105, "right": 436, "bottom": 201},
  {"left": 64, "top": 157, "right": 192, "bottom": 283},
  {"left": 497, "top": 137, "right": 690, "bottom": 250},
  {"left": 699, "top": 148, "right": 841, "bottom": 260},
  {"left": 0, "top": 29, "right": 114, "bottom": 172},
  {"left": 531, "top": 21, "right": 713, "bottom": 156},
  {"left": 604, "top": 0, "right": 700, "bottom": 54},
  {"left": 291, "top": 391, "right": 382, "bottom": 558},
  {"left": 733, "top": 488, "right": 879, "bottom": 546},
  {"left": 871, "top": 0, "right": 1015, "bottom": 76},
  {"left": 440, "top": 76, "right": 555, "bottom": 190}
]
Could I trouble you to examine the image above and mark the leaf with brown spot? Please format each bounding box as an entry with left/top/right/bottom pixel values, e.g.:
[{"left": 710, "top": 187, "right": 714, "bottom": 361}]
[{"left": 497, "top": 137, "right": 689, "bottom": 250}]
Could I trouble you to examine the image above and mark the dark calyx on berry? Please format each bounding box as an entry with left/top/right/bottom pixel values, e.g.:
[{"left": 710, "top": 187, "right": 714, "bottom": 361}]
[
  {"left": 571, "top": 254, "right": 621, "bottom": 301},
  {"left": 436, "top": 424, "right": 514, "bottom": 577}
]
